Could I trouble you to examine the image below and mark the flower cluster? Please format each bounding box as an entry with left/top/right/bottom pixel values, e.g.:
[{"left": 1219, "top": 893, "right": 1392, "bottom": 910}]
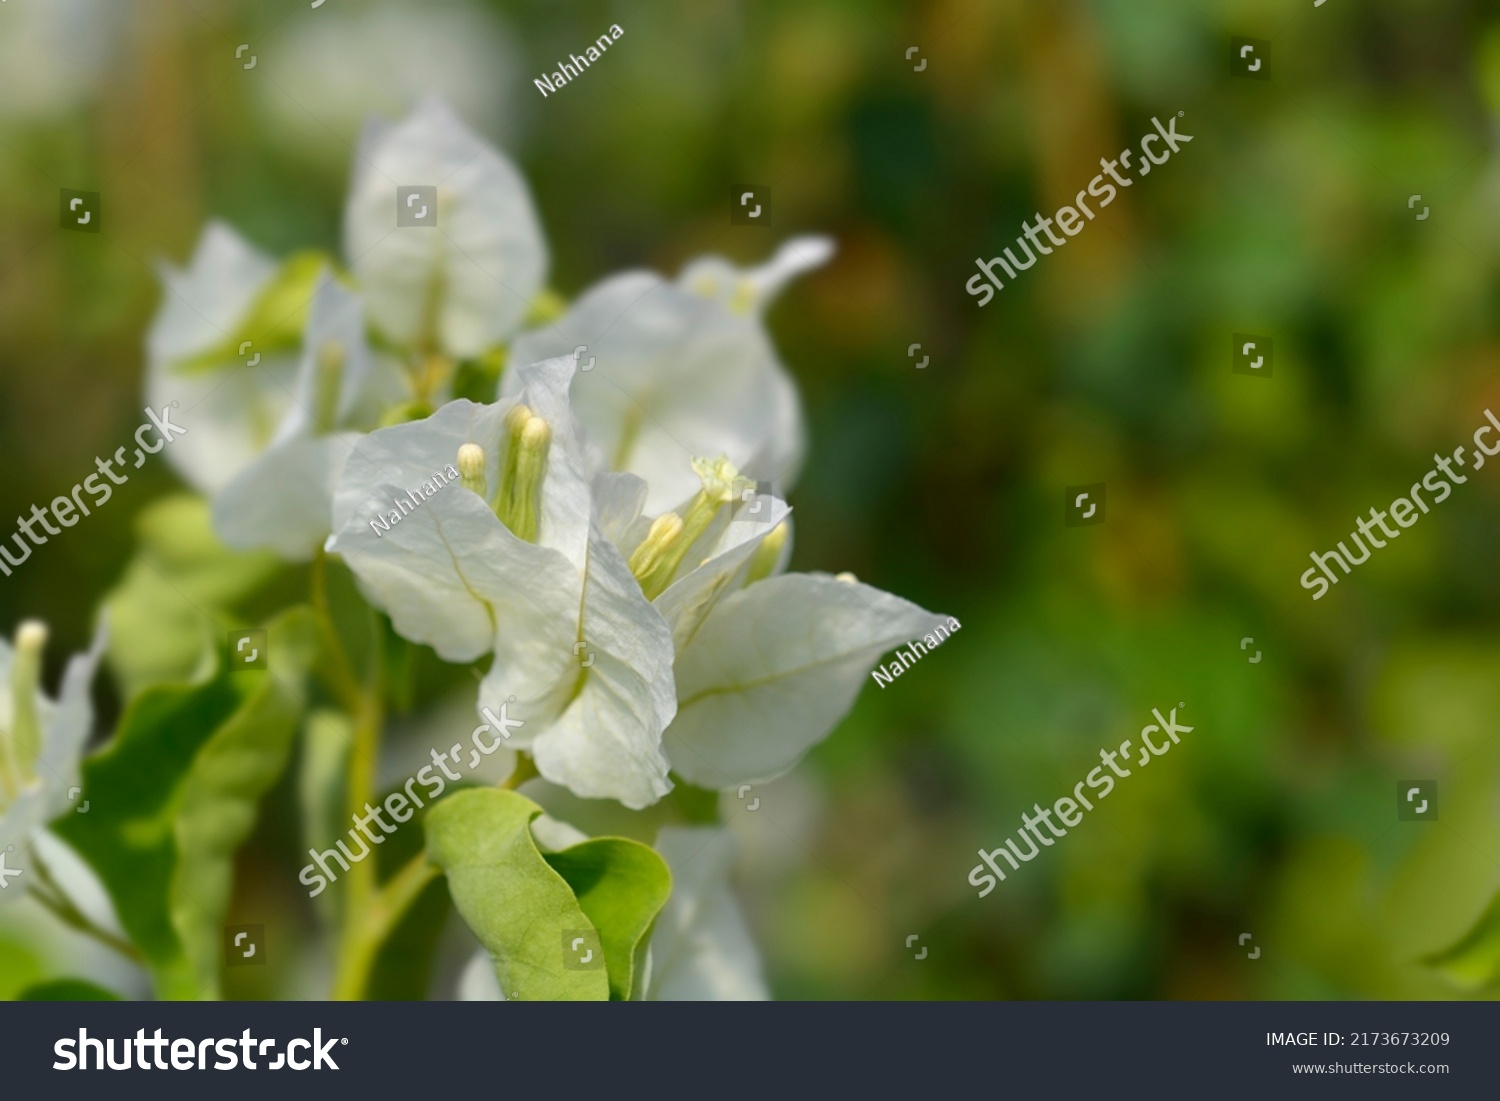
[{"left": 142, "top": 98, "right": 945, "bottom": 998}]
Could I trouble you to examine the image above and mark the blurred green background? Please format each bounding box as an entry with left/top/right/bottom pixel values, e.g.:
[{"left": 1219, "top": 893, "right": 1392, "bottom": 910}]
[{"left": 4, "top": 0, "right": 1500, "bottom": 999}]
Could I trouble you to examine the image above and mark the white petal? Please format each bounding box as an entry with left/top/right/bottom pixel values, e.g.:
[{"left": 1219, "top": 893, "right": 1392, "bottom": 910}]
[
  {"left": 344, "top": 97, "right": 547, "bottom": 356},
  {"left": 28, "top": 831, "right": 128, "bottom": 939},
  {"left": 677, "top": 234, "right": 835, "bottom": 313},
  {"left": 145, "top": 223, "right": 298, "bottom": 493},
  {"left": 0, "top": 789, "right": 48, "bottom": 887},
  {"left": 509, "top": 269, "right": 806, "bottom": 513},
  {"left": 648, "top": 826, "right": 767, "bottom": 1001},
  {"left": 147, "top": 222, "right": 276, "bottom": 365},
  {"left": 0, "top": 620, "right": 106, "bottom": 859},
  {"left": 653, "top": 495, "right": 791, "bottom": 652},
  {"left": 211, "top": 276, "right": 409, "bottom": 560},
  {"left": 327, "top": 401, "right": 580, "bottom": 667},
  {"left": 214, "top": 433, "right": 359, "bottom": 561},
  {"left": 665, "top": 573, "right": 947, "bottom": 788},
  {"left": 275, "top": 271, "right": 405, "bottom": 440},
  {"left": 35, "top": 618, "right": 107, "bottom": 820},
  {"left": 591, "top": 471, "right": 647, "bottom": 549},
  {"left": 497, "top": 529, "right": 676, "bottom": 810}
]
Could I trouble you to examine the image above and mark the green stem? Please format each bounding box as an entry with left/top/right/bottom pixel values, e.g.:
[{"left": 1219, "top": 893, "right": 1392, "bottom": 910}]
[
  {"left": 503, "top": 754, "right": 538, "bottom": 790},
  {"left": 310, "top": 548, "right": 365, "bottom": 714},
  {"left": 329, "top": 694, "right": 382, "bottom": 998},
  {"left": 28, "top": 855, "right": 142, "bottom": 963},
  {"left": 331, "top": 853, "right": 440, "bottom": 1000},
  {"left": 314, "top": 547, "right": 403, "bottom": 999}
]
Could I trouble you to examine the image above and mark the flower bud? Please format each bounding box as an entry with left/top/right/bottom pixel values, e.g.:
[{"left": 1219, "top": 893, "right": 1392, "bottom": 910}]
[
  {"left": 627, "top": 513, "right": 685, "bottom": 589},
  {"left": 457, "top": 443, "right": 488, "bottom": 499},
  {"left": 630, "top": 456, "right": 752, "bottom": 598},
  {"left": 744, "top": 521, "right": 789, "bottom": 586},
  {"left": 495, "top": 406, "right": 550, "bottom": 543},
  {"left": 1, "top": 620, "right": 47, "bottom": 800}
]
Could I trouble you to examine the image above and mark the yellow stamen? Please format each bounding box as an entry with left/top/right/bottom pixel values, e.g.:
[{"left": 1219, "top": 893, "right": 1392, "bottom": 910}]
[
  {"left": 627, "top": 513, "right": 685, "bottom": 586},
  {"left": 744, "top": 521, "right": 789, "bottom": 585},
  {"left": 495, "top": 407, "right": 550, "bottom": 543}
]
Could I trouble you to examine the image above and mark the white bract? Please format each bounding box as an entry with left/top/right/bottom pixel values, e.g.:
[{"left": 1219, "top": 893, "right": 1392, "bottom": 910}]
[
  {"left": 661, "top": 572, "right": 946, "bottom": 788},
  {"left": 0, "top": 620, "right": 107, "bottom": 905},
  {"left": 507, "top": 236, "right": 833, "bottom": 513},
  {"left": 145, "top": 222, "right": 303, "bottom": 495},
  {"left": 592, "top": 460, "right": 944, "bottom": 790},
  {"left": 214, "top": 272, "right": 408, "bottom": 560},
  {"left": 148, "top": 98, "right": 553, "bottom": 561},
  {"left": 344, "top": 96, "right": 548, "bottom": 359},
  {"left": 326, "top": 357, "right": 676, "bottom": 810},
  {"left": 647, "top": 826, "right": 768, "bottom": 1000}
]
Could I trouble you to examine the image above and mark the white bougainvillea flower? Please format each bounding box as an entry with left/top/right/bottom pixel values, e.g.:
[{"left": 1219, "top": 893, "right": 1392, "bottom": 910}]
[
  {"left": 145, "top": 222, "right": 304, "bottom": 494},
  {"left": 344, "top": 96, "right": 548, "bottom": 359},
  {"left": 601, "top": 458, "right": 792, "bottom": 652},
  {"left": 662, "top": 572, "right": 948, "bottom": 789},
  {"left": 326, "top": 357, "right": 675, "bottom": 808},
  {"left": 0, "top": 619, "right": 107, "bottom": 906},
  {"left": 506, "top": 236, "right": 833, "bottom": 513},
  {"left": 647, "top": 826, "right": 768, "bottom": 1000},
  {"left": 213, "top": 271, "right": 408, "bottom": 560},
  {"left": 594, "top": 451, "right": 934, "bottom": 790}
]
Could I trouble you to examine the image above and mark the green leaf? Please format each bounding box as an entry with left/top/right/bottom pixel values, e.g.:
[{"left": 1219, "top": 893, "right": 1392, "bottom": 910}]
[
  {"left": 170, "top": 251, "right": 331, "bottom": 376},
  {"left": 18, "top": 979, "right": 122, "bottom": 1001},
  {"left": 0, "top": 936, "right": 45, "bottom": 1000},
  {"left": 55, "top": 608, "right": 319, "bottom": 999},
  {"left": 1425, "top": 890, "right": 1500, "bottom": 989},
  {"left": 545, "top": 839, "right": 671, "bottom": 1000},
  {"left": 426, "top": 789, "right": 615, "bottom": 1001},
  {"left": 104, "top": 494, "right": 283, "bottom": 699}
]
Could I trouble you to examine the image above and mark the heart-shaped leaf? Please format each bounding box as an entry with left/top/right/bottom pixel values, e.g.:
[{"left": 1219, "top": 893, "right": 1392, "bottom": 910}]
[{"left": 426, "top": 788, "right": 669, "bottom": 1001}]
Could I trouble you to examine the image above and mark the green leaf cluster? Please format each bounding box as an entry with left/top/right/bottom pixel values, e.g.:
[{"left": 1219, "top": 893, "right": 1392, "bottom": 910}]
[{"left": 55, "top": 609, "right": 319, "bottom": 999}]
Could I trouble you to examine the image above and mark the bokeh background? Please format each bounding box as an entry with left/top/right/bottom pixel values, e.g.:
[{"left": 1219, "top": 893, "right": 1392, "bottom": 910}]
[{"left": 4, "top": 0, "right": 1500, "bottom": 999}]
